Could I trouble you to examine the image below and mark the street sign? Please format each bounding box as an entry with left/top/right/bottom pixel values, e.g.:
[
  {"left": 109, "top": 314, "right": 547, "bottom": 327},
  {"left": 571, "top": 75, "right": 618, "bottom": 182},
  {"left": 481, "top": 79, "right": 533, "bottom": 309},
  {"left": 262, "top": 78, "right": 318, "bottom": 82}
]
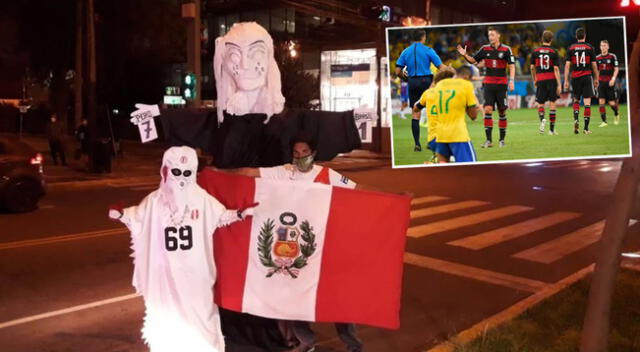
[
  {"left": 163, "top": 95, "right": 186, "bottom": 105},
  {"left": 130, "top": 103, "right": 160, "bottom": 143},
  {"left": 353, "top": 107, "right": 376, "bottom": 143}
]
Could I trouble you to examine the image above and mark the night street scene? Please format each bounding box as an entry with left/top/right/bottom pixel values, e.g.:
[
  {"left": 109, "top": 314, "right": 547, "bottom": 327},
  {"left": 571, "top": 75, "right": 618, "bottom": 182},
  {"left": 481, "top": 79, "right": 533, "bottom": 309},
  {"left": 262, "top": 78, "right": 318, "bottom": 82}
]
[{"left": 1, "top": 1, "right": 640, "bottom": 352}]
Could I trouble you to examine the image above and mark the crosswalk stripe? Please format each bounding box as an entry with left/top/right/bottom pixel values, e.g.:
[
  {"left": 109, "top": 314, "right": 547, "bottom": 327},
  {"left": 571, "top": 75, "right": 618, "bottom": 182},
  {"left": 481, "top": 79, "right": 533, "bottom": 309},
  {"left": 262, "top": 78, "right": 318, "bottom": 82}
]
[
  {"left": 407, "top": 205, "right": 534, "bottom": 238},
  {"left": 411, "top": 200, "right": 488, "bottom": 219},
  {"left": 512, "top": 219, "right": 638, "bottom": 263},
  {"left": 448, "top": 211, "right": 581, "bottom": 250},
  {"left": 410, "top": 195, "right": 450, "bottom": 206},
  {"left": 404, "top": 252, "right": 547, "bottom": 293}
]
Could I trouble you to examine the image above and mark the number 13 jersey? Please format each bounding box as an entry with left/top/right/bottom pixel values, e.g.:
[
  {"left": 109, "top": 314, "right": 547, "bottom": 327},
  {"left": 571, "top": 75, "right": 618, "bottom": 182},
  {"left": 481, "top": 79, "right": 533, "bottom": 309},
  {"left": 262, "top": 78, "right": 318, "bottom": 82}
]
[{"left": 532, "top": 45, "right": 560, "bottom": 82}]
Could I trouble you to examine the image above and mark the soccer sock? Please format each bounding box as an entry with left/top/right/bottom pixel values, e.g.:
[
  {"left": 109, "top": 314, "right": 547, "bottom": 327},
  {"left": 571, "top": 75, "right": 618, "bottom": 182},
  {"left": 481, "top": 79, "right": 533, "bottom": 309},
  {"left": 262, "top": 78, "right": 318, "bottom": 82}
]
[
  {"left": 599, "top": 105, "right": 607, "bottom": 122},
  {"left": 498, "top": 112, "right": 507, "bottom": 141},
  {"left": 538, "top": 106, "right": 545, "bottom": 121},
  {"left": 484, "top": 113, "right": 493, "bottom": 142},
  {"left": 611, "top": 104, "right": 619, "bottom": 116},
  {"left": 550, "top": 109, "right": 557, "bottom": 132},
  {"left": 411, "top": 119, "right": 420, "bottom": 146},
  {"left": 584, "top": 105, "right": 591, "bottom": 131},
  {"left": 573, "top": 102, "right": 580, "bottom": 123}
]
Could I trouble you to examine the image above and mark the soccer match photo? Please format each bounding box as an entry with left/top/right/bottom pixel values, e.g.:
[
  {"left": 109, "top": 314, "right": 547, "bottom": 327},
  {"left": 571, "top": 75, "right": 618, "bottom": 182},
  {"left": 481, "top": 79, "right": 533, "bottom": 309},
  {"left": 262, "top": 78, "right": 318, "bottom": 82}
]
[{"left": 387, "top": 16, "right": 631, "bottom": 167}]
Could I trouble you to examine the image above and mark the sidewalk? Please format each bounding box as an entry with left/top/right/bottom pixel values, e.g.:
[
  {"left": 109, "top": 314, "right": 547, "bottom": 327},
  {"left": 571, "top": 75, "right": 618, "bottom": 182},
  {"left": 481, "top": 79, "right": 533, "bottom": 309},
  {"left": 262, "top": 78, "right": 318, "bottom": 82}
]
[
  {"left": 5, "top": 133, "right": 391, "bottom": 185},
  {"left": 3, "top": 133, "right": 165, "bottom": 185}
]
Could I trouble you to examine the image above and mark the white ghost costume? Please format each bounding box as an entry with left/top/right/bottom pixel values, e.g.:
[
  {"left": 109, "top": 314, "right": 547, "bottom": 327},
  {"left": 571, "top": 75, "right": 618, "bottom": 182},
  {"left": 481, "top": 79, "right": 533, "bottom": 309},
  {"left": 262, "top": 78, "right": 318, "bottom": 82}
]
[
  {"left": 111, "top": 146, "right": 251, "bottom": 352},
  {"left": 213, "top": 22, "right": 285, "bottom": 124}
]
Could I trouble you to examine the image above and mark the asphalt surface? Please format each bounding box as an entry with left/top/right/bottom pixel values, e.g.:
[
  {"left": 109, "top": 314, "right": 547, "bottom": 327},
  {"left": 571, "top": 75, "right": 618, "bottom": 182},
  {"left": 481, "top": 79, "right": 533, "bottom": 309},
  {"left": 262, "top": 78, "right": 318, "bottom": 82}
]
[{"left": 2, "top": 156, "right": 640, "bottom": 352}]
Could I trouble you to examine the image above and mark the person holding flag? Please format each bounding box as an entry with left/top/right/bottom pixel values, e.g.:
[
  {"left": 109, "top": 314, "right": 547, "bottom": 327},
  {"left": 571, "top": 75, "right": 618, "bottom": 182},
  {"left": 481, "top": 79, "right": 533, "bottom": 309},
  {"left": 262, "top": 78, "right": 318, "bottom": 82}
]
[{"left": 217, "top": 132, "right": 363, "bottom": 352}]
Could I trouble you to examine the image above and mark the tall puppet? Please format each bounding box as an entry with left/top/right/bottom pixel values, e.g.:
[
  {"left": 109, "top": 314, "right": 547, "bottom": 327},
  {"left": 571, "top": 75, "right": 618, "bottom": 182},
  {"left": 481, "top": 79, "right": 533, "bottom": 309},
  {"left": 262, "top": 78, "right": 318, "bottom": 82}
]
[
  {"left": 108, "top": 146, "right": 257, "bottom": 352},
  {"left": 160, "top": 22, "right": 362, "bottom": 168}
]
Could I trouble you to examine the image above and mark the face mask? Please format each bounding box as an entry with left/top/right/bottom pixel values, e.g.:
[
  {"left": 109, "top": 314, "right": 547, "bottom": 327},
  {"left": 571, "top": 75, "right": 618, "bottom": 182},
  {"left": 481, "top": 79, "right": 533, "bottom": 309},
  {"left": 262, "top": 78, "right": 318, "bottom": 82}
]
[
  {"left": 169, "top": 168, "right": 194, "bottom": 190},
  {"left": 293, "top": 153, "right": 315, "bottom": 172}
]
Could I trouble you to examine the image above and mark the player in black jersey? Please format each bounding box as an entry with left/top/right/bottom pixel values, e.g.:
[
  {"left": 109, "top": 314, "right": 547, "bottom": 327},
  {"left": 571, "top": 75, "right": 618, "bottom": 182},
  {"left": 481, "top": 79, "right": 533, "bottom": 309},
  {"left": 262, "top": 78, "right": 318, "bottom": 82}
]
[
  {"left": 596, "top": 40, "right": 620, "bottom": 126},
  {"left": 563, "top": 27, "right": 599, "bottom": 134},
  {"left": 457, "top": 26, "right": 516, "bottom": 148},
  {"left": 531, "top": 30, "right": 562, "bottom": 135}
]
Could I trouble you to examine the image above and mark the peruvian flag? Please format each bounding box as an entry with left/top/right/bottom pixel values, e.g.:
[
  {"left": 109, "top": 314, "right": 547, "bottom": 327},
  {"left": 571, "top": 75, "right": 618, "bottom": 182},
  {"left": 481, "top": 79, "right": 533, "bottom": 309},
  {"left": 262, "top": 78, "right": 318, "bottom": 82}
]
[{"left": 198, "top": 169, "right": 410, "bottom": 329}]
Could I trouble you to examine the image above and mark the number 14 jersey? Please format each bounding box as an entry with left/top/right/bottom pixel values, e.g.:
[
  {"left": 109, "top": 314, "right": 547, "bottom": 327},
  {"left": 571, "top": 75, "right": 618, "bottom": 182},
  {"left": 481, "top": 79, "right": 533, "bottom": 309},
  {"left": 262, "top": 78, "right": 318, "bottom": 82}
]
[{"left": 567, "top": 42, "right": 597, "bottom": 78}]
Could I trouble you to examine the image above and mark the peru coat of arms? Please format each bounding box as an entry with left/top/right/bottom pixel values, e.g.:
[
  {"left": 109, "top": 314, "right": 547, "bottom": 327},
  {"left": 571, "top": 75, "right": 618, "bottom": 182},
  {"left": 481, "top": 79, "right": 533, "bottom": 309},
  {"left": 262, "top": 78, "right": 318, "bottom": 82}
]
[{"left": 258, "top": 212, "right": 317, "bottom": 278}]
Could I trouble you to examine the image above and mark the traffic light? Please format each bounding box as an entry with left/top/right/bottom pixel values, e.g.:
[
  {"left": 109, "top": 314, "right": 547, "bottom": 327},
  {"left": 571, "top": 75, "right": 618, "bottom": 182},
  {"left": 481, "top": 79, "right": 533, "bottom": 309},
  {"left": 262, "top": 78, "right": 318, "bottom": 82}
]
[
  {"left": 182, "top": 73, "right": 197, "bottom": 101},
  {"left": 360, "top": 5, "right": 403, "bottom": 24}
]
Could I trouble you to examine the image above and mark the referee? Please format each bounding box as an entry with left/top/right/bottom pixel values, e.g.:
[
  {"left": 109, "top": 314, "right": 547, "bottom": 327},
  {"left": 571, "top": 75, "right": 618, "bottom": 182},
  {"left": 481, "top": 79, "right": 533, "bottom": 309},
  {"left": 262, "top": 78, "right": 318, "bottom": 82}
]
[{"left": 395, "top": 29, "right": 451, "bottom": 152}]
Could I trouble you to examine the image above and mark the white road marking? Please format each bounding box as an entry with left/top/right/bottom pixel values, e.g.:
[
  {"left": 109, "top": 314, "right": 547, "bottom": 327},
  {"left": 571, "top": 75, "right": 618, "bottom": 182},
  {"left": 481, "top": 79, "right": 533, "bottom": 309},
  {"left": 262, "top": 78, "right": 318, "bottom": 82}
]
[
  {"left": 411, "top": 195, "right": 450, "bottom": 206},
  {"left": 408, "top": 205, "right": 533, "bottom": 238},
  {"left": 448, "top": 212, "right": 581, "bottom": 250},
  {"left": 0, "top": 293, "right": 140, "bottom": 330},
  {"left": 513, "top": 219, "right": 638, "bottom": 263},
  {"left": 411, "top": 200, "right": 488, "bottom": 219},
  {"left": 404, "top": 252, "right": 547, "bottom": 293}
]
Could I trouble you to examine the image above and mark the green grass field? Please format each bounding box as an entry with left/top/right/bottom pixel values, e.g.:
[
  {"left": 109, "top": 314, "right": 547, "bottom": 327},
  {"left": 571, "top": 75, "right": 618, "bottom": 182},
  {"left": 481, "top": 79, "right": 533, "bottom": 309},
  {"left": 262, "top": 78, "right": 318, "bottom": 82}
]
[{"left": 391, "top": 105, "right": 630, "bottom": 167}]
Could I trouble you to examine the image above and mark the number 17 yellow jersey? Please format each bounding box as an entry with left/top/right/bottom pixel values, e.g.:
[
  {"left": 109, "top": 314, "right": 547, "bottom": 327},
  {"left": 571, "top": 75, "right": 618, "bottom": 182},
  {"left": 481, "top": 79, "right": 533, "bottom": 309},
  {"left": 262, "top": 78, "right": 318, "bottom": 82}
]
[{"left": 430, "top": 78, "right": 478, "bottom": 143}]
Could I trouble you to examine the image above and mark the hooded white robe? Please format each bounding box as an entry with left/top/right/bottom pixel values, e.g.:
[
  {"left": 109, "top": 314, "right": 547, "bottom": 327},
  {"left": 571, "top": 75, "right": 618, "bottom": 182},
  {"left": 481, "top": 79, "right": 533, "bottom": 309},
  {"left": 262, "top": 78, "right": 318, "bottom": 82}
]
[{"left": 118, "top": 147, "right": 231, "bottom": 352}]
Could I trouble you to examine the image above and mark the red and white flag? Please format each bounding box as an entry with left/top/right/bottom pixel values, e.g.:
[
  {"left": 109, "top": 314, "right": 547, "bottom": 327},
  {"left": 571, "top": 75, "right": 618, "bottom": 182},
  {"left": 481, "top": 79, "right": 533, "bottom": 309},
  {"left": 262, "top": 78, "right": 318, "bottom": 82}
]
[{"left": 198, "top": 169, "right": 410, "bottom": 329}]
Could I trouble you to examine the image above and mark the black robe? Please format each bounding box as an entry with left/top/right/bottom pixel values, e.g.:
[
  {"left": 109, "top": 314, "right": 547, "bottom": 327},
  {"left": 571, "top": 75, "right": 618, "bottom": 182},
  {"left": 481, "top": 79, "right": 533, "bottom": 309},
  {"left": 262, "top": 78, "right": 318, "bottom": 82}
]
[
  {"left": 159, "top": 108, "right": 362, "bottom": 168},
  {"left": 158, "top": 107, "right": 361, "bottom": 351}
]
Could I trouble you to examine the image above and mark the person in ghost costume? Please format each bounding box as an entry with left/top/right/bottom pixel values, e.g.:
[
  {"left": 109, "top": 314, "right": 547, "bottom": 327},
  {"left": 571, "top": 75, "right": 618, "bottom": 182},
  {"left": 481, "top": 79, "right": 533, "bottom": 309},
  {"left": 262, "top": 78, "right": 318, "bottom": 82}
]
[{"left": 108, "top": 146, "right": 257, "bottom": 352}]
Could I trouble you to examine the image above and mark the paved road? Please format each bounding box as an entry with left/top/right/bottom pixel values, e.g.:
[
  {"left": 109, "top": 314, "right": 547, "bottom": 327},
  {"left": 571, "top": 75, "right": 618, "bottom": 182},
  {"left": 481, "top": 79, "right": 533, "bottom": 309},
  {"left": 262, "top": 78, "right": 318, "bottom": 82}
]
[{"left": 1, "top": 159, "right": 639, "bottom": 352}]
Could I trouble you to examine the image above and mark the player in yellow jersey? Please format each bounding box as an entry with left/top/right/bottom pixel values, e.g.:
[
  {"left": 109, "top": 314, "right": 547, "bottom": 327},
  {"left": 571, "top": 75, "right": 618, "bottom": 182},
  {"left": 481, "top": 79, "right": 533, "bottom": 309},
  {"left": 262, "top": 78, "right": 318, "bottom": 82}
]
[
  {"left": 413, "top": 70, "right": 455, "bottom": 163},
  {"left": 431, "top": 66, "right": 480, "bottom": 163}
]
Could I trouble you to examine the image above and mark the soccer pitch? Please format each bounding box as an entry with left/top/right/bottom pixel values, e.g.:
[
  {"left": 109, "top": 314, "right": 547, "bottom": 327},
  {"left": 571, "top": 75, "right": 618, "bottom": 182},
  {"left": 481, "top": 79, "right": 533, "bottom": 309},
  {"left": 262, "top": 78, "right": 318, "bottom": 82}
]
[{"left": 391, "top": 104, "right": 630, "bottom": 167}]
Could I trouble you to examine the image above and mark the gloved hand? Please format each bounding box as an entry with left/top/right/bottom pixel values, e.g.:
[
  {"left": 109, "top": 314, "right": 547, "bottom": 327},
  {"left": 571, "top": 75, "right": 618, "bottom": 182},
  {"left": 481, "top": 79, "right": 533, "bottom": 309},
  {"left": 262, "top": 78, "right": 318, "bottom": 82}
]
[
  {"left": 108, "top": 201, "right": 124, "bottom": 220},
  {"left": 238, "top": 202, "right": 260, "bottom": 219}
]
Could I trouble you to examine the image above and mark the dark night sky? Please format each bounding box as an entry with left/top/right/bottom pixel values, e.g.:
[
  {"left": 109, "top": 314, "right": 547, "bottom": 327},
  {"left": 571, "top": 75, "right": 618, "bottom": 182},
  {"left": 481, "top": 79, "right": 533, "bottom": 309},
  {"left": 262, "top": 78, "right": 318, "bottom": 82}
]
[{"left": 0, "top": 0, "right": 637, "bottom": 101}]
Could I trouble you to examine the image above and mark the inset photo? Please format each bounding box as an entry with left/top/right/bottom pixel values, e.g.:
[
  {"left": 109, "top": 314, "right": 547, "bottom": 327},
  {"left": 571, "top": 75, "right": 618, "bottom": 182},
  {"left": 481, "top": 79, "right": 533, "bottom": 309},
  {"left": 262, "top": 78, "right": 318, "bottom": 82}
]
[{"left": 387, "top": 16, "right": 631, "bottom": 167}]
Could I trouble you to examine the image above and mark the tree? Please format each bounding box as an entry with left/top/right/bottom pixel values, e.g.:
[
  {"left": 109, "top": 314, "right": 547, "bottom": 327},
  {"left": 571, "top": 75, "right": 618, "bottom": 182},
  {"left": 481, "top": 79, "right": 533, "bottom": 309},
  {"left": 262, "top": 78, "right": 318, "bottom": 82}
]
[
  {"left": 95, "top": 0, "right": 185, "bottom": 113},
  {"left": 18, "top": 0, "right": 76, "bottom": 133},
  {"left": 274, "top": 41, "right": 320, "bottom": 110}
]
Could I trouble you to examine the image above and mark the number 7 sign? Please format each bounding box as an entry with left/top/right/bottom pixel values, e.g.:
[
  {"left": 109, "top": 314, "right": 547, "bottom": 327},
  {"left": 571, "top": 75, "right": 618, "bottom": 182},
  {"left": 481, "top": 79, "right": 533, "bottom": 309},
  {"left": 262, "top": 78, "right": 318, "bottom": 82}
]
[{"left": 130, "top": 103, "right": 160, "bottom": 143}]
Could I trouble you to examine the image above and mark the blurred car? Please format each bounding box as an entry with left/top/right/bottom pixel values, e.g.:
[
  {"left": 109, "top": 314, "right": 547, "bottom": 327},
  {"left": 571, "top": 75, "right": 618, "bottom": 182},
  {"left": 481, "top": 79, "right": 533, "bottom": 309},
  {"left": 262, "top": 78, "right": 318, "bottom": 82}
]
[{"left": 0, "top": 137, "right": 46, "bottom": 212}]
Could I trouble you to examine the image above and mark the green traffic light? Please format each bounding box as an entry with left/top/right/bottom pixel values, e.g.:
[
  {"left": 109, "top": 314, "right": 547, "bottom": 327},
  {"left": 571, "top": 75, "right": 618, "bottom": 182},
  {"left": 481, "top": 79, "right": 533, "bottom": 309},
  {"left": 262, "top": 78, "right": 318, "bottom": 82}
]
[{"left": 182, "top": 73, "right": 197, "bottom": 100}]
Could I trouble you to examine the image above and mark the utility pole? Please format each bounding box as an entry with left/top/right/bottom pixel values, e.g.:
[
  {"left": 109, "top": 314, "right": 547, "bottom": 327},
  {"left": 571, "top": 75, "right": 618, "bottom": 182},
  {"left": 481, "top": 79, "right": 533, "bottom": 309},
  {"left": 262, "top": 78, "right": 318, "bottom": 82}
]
[
  {"left": 86, "top": 0, "right": 98, "bottom": 172},
  {"left": 74, "top": 0, "right": 83, "bottom": 129},
  {"left": 19, "top": 76, "right": 26, "bottom": 141},
  {"left": 182, "top": 1, "right": 202, "bottom": 107}
]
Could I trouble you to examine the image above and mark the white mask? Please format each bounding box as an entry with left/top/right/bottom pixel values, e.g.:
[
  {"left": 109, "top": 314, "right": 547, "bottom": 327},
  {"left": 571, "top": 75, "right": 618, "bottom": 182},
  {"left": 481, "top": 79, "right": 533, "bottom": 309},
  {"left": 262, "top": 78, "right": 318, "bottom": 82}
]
[
  {"left": 159, "top": 147, "right": 198, "bottom": 213},
  {"left": 213, "top": 22, "right": 285, "bottom": 124}
]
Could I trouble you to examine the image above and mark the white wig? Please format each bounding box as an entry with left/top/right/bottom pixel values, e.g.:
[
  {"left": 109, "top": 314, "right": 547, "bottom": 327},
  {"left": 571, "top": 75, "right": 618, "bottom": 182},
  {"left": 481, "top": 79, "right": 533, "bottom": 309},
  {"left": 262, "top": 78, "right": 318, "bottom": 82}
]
[{"left": 213, "top": 22, "right": 285, "bottom": 124}]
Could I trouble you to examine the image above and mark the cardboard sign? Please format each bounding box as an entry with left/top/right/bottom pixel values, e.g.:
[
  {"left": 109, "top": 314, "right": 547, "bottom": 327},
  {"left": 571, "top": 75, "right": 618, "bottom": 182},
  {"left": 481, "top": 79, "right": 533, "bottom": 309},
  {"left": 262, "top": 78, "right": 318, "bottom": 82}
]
[
  {"left": 353, "top": 107, "right": 376, "bottom": 143},
  {"left": 130, "top": 104, "right": 160, "bottom": 143}
]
